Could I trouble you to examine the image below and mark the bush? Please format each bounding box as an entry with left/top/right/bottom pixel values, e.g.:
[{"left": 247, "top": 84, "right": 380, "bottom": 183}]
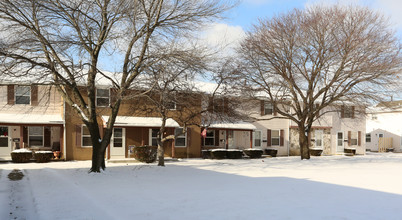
[
  {"left": 11, "top": 149, "right": 33, "bottom": 163},
  {"left": 201, "top": 150, "right": 211, "bottom": 159},
  {"left": 310, "top": 148, "right": 323, "bottom": 156},
  {"left": 132, "top": 145, "right": 157, "bottom": 163},
  {"left": 34, "top": 151, "right": 53, "bottom": 163},
  {"left": 264, "top": 148, "right": 278, "bottom": 157},
  {"left": 226, "top": 150, "right": 243, "bottom": 159},
  {"left": 243, "top": 149, "right": 263, "bottom": 158},
  {"left": 210, "top": 149, "right": 227, "bottom": 159}
]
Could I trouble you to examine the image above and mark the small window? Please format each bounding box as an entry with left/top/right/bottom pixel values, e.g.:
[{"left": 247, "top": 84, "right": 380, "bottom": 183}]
[
  {"left": 343, "top": 106, "right": 354, "bottom": 118},
  {"left": 253, "top": 130, "right": 262, "bottom": 148},
  {"left": 150, "top": 129, "right": 158, "bottom": 146},
  {"left": 175, "top": 128, "right": 186, "bottom": 147},
  {"left": 166, "top": 101, "right": 176, "bottom": 110},
  {"left": 15, "top": 86, "right": 31, "bottom": 104},
  {"left": 113, "top": 128, "right": 123, "bottom": 147},
  {"left": 264, "top": 102, "right": 273, "bottom": 115},
  {"left": 29, "top": 126, "right": 43, "bottom": 147},
  {"left": 82, "top": 125, "right": 92, "bottom": 147},
  {"left": 271, "top": 130, "right": 280, "bottom": 146},
  {"left": 351, "top": 131, "right": 358, "bottom": 146},
  {"left": 96, "top": 88, "right": 109, "bottom": 107},
  {"left": 366, "top": 133, "right": 371, "bottom": 143},
  {"left": 204, "top": 130, "right": 215, "bottom": 146},
  {"left": 315, "top": 130, "right": 323, "bottom": 148},
  {"left": 337, "top": 132, "right": 343, "bottom": 147}
]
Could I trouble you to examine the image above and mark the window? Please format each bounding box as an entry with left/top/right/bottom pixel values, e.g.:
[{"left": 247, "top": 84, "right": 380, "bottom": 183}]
[
  {"left": 166, "top": 101, "right": 176, "bottom": 110},
  {"left": 15, "top": 86, "right": 30, "bottom": 104},
  {"left": 29, "top": 126, "right": 43, "bottom": 147},
  {"left": 175, "top": 128, "right": 186, "bottom": 147},
  {"left": 350, "top": 131, "right": 358, "bottom": 146},
  {"left": 82, "top": 125, "right": 92, "bottom": 147},
  {"left": 204, "top": 130, "right": 215, "bottom": 146},
  {"left": 253, "top": 130, "right": 262, "bottom": 148},
  {"left": 337, "top": 132, "right": 343, "bottom": 147},
  {"left": 113, "top": 128, "right": 123, "bottom": 147},
  {"left": 271, "top": 130, "right": 280, "bottom": 146},
  {"left": 96, "top": 88, "right": 109, "bottom": 107},
  {"left": 315, "top": 130, "right": 323, "bottom": 148},
  {"left": 0, "top": 127, "right": 8, "bottom": 147},
  {"left": 264, "top": 102, "right": 273, "bottom": 115},
  {"left": 150, "top": 129, "right": 158, "bottom": 146},
  {"left": 366, "top": 133, "right": 371, "bottom": 143},
  {"left": 209, "top": 97, "right": 227, "bottom": 113},
  {"left": 342, "top": 106, "right": 354, "bottom": 118},
  {"left": 371, "top": 114, "right": 377, "bottom": 120}
]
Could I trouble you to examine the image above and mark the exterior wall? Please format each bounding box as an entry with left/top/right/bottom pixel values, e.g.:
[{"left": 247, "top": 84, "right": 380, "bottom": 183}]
[
  {"left": 366, "top": 110, "right": 402, "bottom": 152},
  {"left": 0, "top": 85, "right": 62, "bottom": 115},
  {"left": 289, "top": 128, "right": 331, "bottom": 156}
]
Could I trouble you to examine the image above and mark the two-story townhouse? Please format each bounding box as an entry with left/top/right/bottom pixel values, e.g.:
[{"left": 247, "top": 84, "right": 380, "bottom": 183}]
[
  {"left": 366, "top": 101, "right": 402, "bottom": 152},
  {"left": 0, "top": 82, "right": 64, "bottom": 160}
]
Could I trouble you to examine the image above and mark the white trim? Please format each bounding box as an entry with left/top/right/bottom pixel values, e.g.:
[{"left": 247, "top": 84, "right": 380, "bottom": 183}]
[
  {"left": 81, "top": 125, "right": 92, "bottom": 148},
  {"left": 102, "top": 116, "right": 179, "bottom": 128},
  {"left": 204, "top": 130, "right": 215, "bottom": 146},
  {"left": 253, "top": 130, "right": 262, "bottom": 148},
  {"left": 337, "top": 131, "right": 344, "bottom": 152},
  {"left": 149, "top": 129, "right": 158, "bottom": 147},
  {"left": 28, "top": 126, "right": 44, "bottom": 148},
  {"left": 96, "top": 88, "right": 110, "bottom": 107},
  {"left": 15, "top": 85, "right": 31, "bottom": 105},
  {"left": 207, "top": 122, "right": 256, "bottom": 130},
  {"left": 315, "top": 130, "right": 323, "bottom": 149},
  {"left": 174, "top": 128, "right": 186, "bottom": 147},
  {"left": 271, "top": 129, "right": 280, "bottom": 146}
]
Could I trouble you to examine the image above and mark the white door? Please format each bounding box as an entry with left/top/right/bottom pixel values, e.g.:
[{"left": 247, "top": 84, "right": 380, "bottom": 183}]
[
  {"left": 0, "top": 126, "right": 11, "bottom": 158},
  {"left": 227, "top": 130, "right": 235, "bottom": 149},
  {"left": 110, "top": 128, "right": 125, "bottom": 158},
  {"left": 337, "top": 132, "right": 344, "bottom": 152}
]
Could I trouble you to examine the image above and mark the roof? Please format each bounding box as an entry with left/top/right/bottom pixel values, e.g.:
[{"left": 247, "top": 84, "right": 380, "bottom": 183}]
[
  {"left": 102, "top": 116, "right": 180, "bottom": 128},
  {"left": 0, "top": 113, "right": 63, "bottom": 124},
  {"left": 206, "top": 121, "right": 256, "bottom": 130}
]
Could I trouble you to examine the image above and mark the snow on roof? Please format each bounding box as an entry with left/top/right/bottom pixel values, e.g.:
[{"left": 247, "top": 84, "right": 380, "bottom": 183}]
[
  {"left": 207, "top": 121, "right": 256, "bottom": 130},
  {"left": 102, "top": 116, "right": 179, "bottom": 128},
  {"left": 0, "top": 113, "right": 63, "bottom": 124}
]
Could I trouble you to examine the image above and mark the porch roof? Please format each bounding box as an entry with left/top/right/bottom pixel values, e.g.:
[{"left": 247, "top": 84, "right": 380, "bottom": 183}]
[
  {"left": 102, "top": 116, "right": 180, "bottom": 128},
  {"left": 0, "top": 113, "right": 63, "bottom": 124},
  {"left": 207, "top": 122, "right": 256, "bottom": 130}
]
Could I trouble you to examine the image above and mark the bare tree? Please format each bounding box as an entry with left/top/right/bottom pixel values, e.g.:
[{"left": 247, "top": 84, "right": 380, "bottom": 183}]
[
  {"left": 236, "top": 5, "right": 402, "bottom": 159},
  {"left": 0, "top": 0, "right": 234, "bottom": 172}
]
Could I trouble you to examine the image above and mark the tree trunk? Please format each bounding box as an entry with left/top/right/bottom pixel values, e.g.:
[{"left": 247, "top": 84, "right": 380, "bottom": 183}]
[
  {"left": 298, "top": 127, "right": 310, "bottom": 160},
  {"left": 90, "top": 142, "right": 106, "bottom": 172},
  {"left": 157, "top": 144, "right": 165, "bottom": 166}
]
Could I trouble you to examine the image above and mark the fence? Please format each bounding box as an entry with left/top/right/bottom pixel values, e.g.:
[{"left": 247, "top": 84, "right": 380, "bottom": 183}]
[{"left": 378, "top": 137, "right": 393, "bottom": 152}]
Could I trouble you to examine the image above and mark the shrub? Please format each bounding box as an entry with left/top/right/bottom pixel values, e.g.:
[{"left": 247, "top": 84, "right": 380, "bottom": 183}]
[
  {"left": 226, "top": 150, "right": 243, "bottom": 159},
  {"left": 264, "top": 148, "right": 278, "bottom": 157},
  {"left": 243, "top": 149, "right": 263, "bottom": 158},
  {"left": 201, "top": 150, "right": 211, "bottom": 159},
  {"left": 210, "top": 149, "right": 227, "bottom": 159},
  {"left": 34, "top": 151, "right": 53, "bottom": 163},
  {"left": 133, "top": 145, "right": 157, "bottom": 163},
  {"left": 310, "top": 148, "right": 323, "bottom": 156},
  {"left": 11, "top": 149, "right": 33, "bottom": 163}
]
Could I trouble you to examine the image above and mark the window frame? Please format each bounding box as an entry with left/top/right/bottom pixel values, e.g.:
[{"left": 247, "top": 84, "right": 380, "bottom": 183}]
[
  {"left": 96, "top": 88, "right": 110, "bottom": 107},
  {"left": 271, "top": 129, "right": 280, "bottom": 146},
  {"left": 315, "top": 130, "right": 323, "bottom": 148},
  {"left": 81, "top": 125, "right": 92, "bottom": 148},
  {"left": 350, "top": 131, "right": 358, "bottom": 146},
  {"left": 174, "top": 128, "right": 186, "bottom": 147},
  {"left": 149, "top": 129, "right": 158, "bottom": 146},
  {"left": 343, "top": 106, "right": 354, "bottom": 118},
  {"left": 253, "top": 130, "right": 262, "bottom": 148},
  {"left": 366, "top": 133, "right": 371, "bottom": 143},
  {"left": 28, "top": 126, "right": 44, "bottom": 148},
  {"left": 264, "top": 102, "right": 273, "bottom": 115},
  {"left": 204, "top": 130, "right": 215, "bottom": 146},
  {"left": 112, "top": 128, "right": 123, "bottom": 148},
  {"left": 15, "top": 86, "right": 31, "bottom": 105}
]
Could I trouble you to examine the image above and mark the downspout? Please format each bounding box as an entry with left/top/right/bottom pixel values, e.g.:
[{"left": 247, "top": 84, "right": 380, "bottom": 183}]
[{"left": 63, "top": 99, "right": 67, "bottom": 160}]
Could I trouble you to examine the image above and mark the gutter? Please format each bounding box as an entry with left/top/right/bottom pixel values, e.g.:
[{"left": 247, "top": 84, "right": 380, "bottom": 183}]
[{"left": 63, "top": 99, "right": 67, "bottom": 161}]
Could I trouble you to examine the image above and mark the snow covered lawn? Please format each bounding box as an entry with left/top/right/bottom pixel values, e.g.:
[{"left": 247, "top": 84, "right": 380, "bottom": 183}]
[{"left": 1, "top": 153, "right": 402, "bottom": 220}]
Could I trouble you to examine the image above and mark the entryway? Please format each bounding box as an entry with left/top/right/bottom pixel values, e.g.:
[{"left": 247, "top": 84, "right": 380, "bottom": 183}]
[
  {"left": 0, "top": 126, "right": 11, "bottom": 159},
  {"left": 110, "top": 128, "right": 126, "bottom": 159}
]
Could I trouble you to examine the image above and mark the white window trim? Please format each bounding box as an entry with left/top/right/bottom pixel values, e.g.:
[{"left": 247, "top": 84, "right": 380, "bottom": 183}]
[
  {"left": 96, "top": 88, "right": 110, "bottom": 107},
  {"left": 315, "top": 130, "right": 323, "bottom": 148},
  {"left": 112, "top": 128, "right": 125, "bottom": 148},
  {"left": 28, "top": 126, "right": 44, "bottom": 148},
  {"left": 337, "top": 131, "right": 344, "bottom": 147},
  {"left": 15, "top": 86, "right": 31, "bottom": 105},
  {"left": 174, "top": 128, "right": 186, "bottom": 147},
  {"left": 149, "top": 129, "right": 158, "bottom": 146},
  {"left": 204, "top": 130, "right": 215, "bottom": 146},
  {"left": 271, "top": 129, "right": 280, "bottom": 146},
  {"left": 82, "top": 125, "right": 92, "bottom": 148},
  {"left": 366, "top": 133, "right": 371, "bottom": 143},
  {"left": 166, "top": 101, "right": 177, "bottom": 110},
  {"left": 350, "top": 131, "right": 358, "bottom": 146},
  {"left": 264, "top": 102, "right": 273, "bottom": 115},
  {"left": 253, "top": 130, "right": 262, "bottom": 148}
]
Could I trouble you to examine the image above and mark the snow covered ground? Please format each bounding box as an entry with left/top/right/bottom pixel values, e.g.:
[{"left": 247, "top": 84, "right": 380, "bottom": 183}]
[{"left": 1, "top": 153, "right": 402, "bottom": 220}]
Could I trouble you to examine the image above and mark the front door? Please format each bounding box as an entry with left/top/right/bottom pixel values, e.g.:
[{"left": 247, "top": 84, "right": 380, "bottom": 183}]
[
  {"left": 337, "top": 132, "right": 344, "bottom": 152},
  {"left": 0, "top": 126, "right": 11, "bottom": 158},
  {"left": 227, "top": 130, "right": 235, "bottom": 149},
  {"left": 110, "top": 128, "right": 126, "bottom": 158}
]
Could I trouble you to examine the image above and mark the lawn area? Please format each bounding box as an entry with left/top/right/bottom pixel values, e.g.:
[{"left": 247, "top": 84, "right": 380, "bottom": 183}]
[{"left": 1, "top": 153, "right": 402, "bottom": 220}]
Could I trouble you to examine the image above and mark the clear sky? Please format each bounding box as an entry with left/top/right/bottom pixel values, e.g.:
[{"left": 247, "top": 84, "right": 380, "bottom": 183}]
[{"left": 202, "top": 0, "right": 402, "bottom": 49}]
